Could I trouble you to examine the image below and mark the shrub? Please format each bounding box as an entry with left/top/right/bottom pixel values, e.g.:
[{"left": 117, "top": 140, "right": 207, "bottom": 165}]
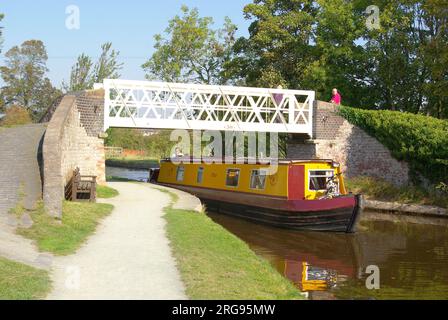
[
  {"left": 339, "top": 106, "right": 448, "bottom": 184},
  {"left": 346, "top": 176, "right": 447, "bottom": 208},
  {"left": 0, "top": 105, "right": 32, "bottom": 126}
]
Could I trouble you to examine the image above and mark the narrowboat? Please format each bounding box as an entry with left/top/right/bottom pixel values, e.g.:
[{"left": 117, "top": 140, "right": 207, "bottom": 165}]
[{"left": 151, "top": 158, "right": 362, "bottom": 233}]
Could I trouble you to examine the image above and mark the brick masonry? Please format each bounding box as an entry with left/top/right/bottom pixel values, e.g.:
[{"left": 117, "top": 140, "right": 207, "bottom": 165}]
[
  {"left": 287, "top": 101, "right": 410, "bottom": 186},
  {"left": 42, "top": 92, "right": 106, "bottom": 218}
]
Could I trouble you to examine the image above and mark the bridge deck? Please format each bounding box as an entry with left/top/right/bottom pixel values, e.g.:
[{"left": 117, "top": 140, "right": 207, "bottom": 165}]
[{"left": 103, "top": 79, "right": 315, "bottom": 136}]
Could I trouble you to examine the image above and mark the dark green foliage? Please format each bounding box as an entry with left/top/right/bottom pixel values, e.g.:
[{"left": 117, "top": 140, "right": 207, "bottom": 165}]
[
  {"left": 229, "top": 0, "right": 448, "bottom": 118},
  {"left": 339, "top": 106, "right": 448, "bottom": 184},
  {"left": 0, "top": 13, "right": 4, "bottom": 53},
  {"left": 0, "top": 40, "right": 62, "bottom": 121},
  {"left": 105, "top": 128, "right": 175, "bottom": 159},
  {"left": 64, "top": 42, "right": 123, "bottom": 92},
  {"left": 142, "top": 5, "right": 237, "bottom": 84}
]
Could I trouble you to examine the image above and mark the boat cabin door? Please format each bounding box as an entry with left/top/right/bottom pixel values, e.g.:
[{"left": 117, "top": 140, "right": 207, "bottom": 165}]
[{"left": 288, "top": 165, "right": 305, "bottom": 200}]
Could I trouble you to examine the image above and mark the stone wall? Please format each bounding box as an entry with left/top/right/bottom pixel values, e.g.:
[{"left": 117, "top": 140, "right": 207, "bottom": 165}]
[
  {"left": 42, "top": 93, "right": 106, "bottom": 218},
  {"left": 287, "top": 101, "right": 410, "bottom": 186}
]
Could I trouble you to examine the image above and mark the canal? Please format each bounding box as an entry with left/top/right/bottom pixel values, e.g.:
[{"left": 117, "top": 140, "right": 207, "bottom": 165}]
[{"left": 108, "top": 166, "right": 448, "bottom": 300}]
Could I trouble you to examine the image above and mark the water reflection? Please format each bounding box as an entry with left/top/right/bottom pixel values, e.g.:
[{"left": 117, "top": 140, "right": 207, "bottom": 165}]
[
  {"left": 208, "top": 211, "right": 448, "bottom": 300},
  {"left": 106, "top": 166, "right": 448, "bottom": 299},
  {"left": 106, "top": 166, "right": 149, "bottom": 182}
]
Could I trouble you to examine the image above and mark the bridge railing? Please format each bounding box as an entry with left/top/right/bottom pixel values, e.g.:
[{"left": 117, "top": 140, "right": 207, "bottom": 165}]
[{"left": 103, "top": 79, "right": 315, "bottom": 136}]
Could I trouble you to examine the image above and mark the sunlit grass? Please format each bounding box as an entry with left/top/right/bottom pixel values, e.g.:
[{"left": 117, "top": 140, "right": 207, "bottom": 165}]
[
  {"left": 346, "top": 176, "right": 448, "bottom": 208},
  {"left": 17, "top": 201, "right": 114, "bottom": 256},
  {"left": 0, "top": 257, "right": 51, "bottom": 300},
  {"left": 96, "top": 185, "right": 119, "bottom": 199},
  {"left": 162, "top": 190, "right": 303, "bottom": 300}
]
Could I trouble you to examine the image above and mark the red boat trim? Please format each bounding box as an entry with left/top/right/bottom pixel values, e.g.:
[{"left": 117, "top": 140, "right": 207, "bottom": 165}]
[{"left": 157, "top": 182, "right": 356, "bottom": 213}]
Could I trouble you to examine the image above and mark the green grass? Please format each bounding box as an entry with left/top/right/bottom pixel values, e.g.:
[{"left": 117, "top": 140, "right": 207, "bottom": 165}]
[
  {"left": 0, "top": 257, "right": 51, "bottom": 300},
  {"left": 17, "top": 201, "right": 114, "bottom": 256},
  {"left": 162, "top": 191, "right": 303, "bottom": 300},
  {"left": 346, "top": 176, "right": 448, "bottom": 208},
  {"left": 97, "top": 185, "right": 119, "bottom": 198}
]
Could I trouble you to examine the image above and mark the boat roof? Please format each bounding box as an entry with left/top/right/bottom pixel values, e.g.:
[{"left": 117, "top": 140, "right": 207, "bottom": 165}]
[{"left": 161, "top": 157, "right": 337, "bottom": 165}]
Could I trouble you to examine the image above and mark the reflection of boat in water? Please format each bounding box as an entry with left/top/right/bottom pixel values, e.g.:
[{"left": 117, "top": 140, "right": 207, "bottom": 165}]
[
  {"left": 207, "top": 211, "right": 362, "bottom": 293},
  {"left": 285, "top": 261, "right": 338, "bottom": 292},
  {"left": 153, "top": 157, "right": 362, "bottom": 232},
  {"left": 208, "top": 212, "right": 433, "bottom": 298}
]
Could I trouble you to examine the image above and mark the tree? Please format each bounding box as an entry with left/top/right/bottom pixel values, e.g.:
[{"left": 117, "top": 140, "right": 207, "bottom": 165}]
[
  {"left": 421, "top": 0, "right": 448, "bottom": 118},
  {"left": 0, "top": 40, "right": 62, "bottom": 121},
  {"left": 303, "top": 0, "right": 366, "bottom": 105},
  {"left": 230, "top": 0, "right": 447, "bottom": 118},
  {"left": 0, "top": 13, "right": 4, "bottom": 53},
  {"left": 64, "top": 54, "right": 93, "bottom": 92},
  {"left": 64, "top": 42, "right": 123, "bottom": 92},
  {"left": 229, "top": 0, "right": 367, "bottom": 104},
  {"left": 0, "top": 105, "right": 32, "bottom": 126},
  {"left": 142, "top": 6, "right": 237, "bottom": 84},
  {"left": 229, "top": 0, "right": 318, "bottom": 88},
  {"left": 358, "top": 1, "right": 428, "bottom": 112},
  {"left": 0, "top": 9, "right": 4, "bottom": 115},
  {"left": 92, "top": 42, "right": 123, "bottom": 83}
]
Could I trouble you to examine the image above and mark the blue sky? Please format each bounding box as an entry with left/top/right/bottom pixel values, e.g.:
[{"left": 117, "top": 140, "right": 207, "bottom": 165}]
[{"left": 0, "top": 0, "right": 251, "bottom": 87}]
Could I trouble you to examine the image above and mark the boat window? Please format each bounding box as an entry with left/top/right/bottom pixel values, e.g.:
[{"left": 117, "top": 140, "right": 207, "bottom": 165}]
[
  {"left": 309, "top": 170, "right": 334, "bottom": 191},
  {"left": 226, "top": 169, "right": 240, "bottom": 187},
  {"left": 250, "top": 169, "right": 267, "bottom": 190},
  {"left": 176, "top": 166, "right": 185, "bottom": 182},
  {"left": 197, "top": 167, "right": 204, "bottom": 184}
]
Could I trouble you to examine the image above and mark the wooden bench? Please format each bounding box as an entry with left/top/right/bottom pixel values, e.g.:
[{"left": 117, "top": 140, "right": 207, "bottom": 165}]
[{"left": 65, "top": 167, "right": 97, "bottom": 202}]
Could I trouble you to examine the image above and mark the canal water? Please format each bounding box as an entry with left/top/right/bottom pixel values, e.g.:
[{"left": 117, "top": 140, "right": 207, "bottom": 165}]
[
  {"left": 108, "top": 166, "right": 448, "bottom": 300},
  {"left": 106, "top": 166, "right": 149, "bottom": 182},
  {"left": 208, "top": 211, "right": 448, "bottom": 300}
]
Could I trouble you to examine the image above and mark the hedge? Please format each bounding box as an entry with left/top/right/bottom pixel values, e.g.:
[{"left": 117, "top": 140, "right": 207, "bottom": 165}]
[{"left": 338, "top": 106, "right": 448, "bottom": 184}]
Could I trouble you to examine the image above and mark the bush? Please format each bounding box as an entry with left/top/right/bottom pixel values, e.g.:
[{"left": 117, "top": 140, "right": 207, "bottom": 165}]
[
  {"left": 105, "top": 128, "right": 175, "bottom": 159},
  {"left": 0, "top": 105, "right": 32, "bottom": 126},
  {"left": 345, "top": 176, "right": 448, "bottom": 208},
  {"left": 339, "top": 106, "right": 448, "bottom": 184}
]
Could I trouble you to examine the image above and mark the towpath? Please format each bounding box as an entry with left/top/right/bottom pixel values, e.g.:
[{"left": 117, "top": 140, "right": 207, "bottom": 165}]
[{"left": 48, "top": 182, "right": 187, "bottom": 300}]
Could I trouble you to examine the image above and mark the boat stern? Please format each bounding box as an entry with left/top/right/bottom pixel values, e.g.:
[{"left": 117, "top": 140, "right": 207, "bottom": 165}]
[{"left": 346, "top": 194, "right": 363, "bottom": 233}]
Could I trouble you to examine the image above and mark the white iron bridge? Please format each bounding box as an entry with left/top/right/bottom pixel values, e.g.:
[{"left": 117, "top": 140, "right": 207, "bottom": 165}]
[{"left": 103, "top": 79, "right": 315, "bottom": 137}]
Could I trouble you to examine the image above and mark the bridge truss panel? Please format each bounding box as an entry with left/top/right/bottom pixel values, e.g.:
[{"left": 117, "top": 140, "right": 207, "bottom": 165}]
[{"left": 103, "top": 79, "right": 315, "bottom": 136}]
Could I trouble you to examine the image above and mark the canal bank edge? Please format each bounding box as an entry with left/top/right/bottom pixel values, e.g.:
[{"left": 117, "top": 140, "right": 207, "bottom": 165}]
[
  {"left": 364, "top": 199, "right": 448, "bottom": 218},
  {"left": 146, "top": 184, "right": 203, "bottom": 213},
  {"left": 156, "top": 184, "right": 305, "bottom": 300}
]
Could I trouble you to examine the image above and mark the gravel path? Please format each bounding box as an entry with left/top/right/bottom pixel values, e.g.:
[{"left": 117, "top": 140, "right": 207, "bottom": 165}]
[{"left": 47, "top": 182, "right": 186, "bottom": 300}]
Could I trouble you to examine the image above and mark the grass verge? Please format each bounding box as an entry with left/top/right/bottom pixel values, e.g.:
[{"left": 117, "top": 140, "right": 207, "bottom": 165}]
[
  {"left": 97, "top": 185, "right": 119, "bottom": 198},
  {"left": 161, "top": 190, "right": 303, "bottom": 300},
  {"left": 346, "top": 176, "right": 448, "bottom": 208},
  {"left": 17, "top": 201, "right": 114, "bottom": 256},
  {"left": 0, "top": 257, "right": 51, "bottom": 300}
]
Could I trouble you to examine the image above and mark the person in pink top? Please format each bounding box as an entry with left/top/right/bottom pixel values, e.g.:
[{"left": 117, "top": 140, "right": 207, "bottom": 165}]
[{"left": 330, "top": 88, "right": 342, "bottom": 105}]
